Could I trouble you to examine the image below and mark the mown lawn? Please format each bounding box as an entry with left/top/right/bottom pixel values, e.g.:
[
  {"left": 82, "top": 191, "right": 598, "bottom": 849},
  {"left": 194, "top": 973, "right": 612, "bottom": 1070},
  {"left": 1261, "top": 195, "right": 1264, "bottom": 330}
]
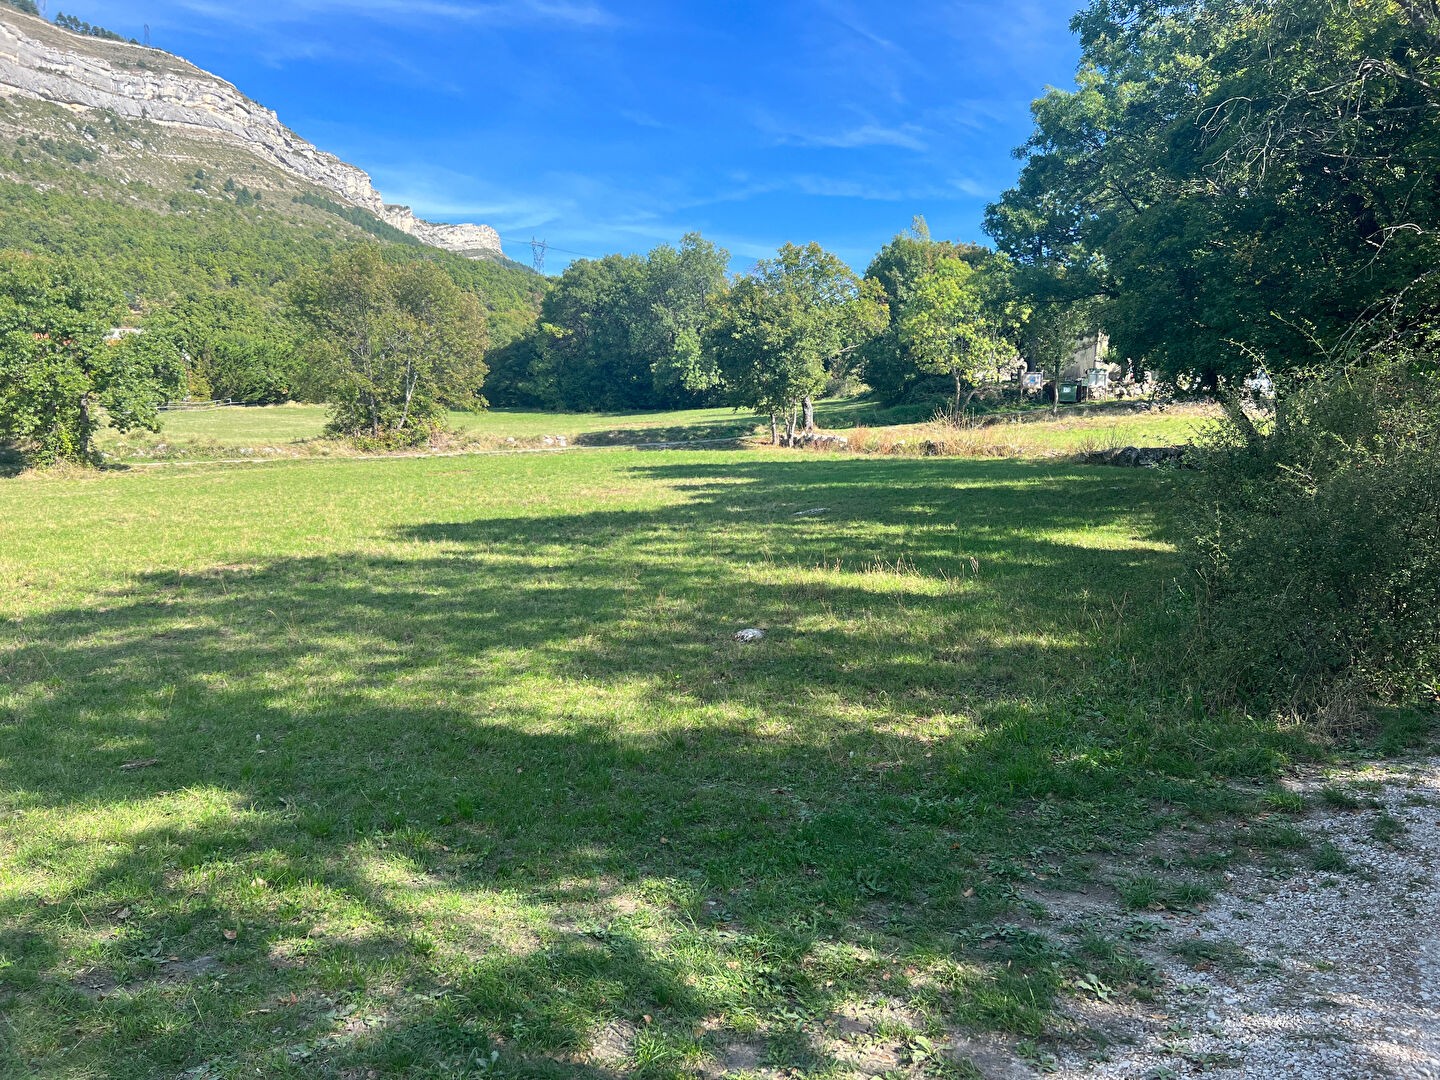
[
  {"left": 0, "top": 451, "right": 1308, "bottom": 1078},
  {"left": 100, "top": 400, "right": 811, "bottom": 458},
  {"left": 94, "top": 398, "right": 1211, "bottom": 465}
]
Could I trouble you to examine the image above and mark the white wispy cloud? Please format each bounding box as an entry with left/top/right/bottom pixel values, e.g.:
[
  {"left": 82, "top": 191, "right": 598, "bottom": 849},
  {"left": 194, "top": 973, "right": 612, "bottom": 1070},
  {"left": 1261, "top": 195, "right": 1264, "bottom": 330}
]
[
  {"left": 618, "top": 109, "right": 669, "bottom": 130},
  {"left": 778, "top": 123, "right": 929, "bottom": 152}
]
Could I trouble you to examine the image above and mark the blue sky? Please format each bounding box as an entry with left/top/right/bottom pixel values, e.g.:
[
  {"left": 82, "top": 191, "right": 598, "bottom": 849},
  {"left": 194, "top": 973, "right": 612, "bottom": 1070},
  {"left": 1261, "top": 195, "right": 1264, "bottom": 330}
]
[{"left": 62, "top": 1, "right": 1083, "bottom": 271}]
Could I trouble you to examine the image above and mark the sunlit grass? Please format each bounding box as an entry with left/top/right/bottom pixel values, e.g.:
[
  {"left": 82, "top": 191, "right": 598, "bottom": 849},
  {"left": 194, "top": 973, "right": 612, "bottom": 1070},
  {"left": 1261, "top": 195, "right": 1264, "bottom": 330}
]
[
  {"left": 0, "top": 451, "right": 1311, "bottom": 1077},
  {"left": 91, "top": 397, "right": 1214, "bottom": 466}
]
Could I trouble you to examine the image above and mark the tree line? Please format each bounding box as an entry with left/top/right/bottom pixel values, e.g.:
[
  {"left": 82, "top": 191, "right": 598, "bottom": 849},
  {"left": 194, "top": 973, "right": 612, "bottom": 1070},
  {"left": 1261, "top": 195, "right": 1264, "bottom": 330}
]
[
  {"left": 487, "top": 223, "right": 1082, "bottom": 440},
  {"left": 0, "top": 222, "right": 1043, "bottom": 461},
  {"left": 53, "top": 12, "right": 133, "bottom": 42},
  {"left": 985, "top": 0, "right": 1440, "bottom": 387}
]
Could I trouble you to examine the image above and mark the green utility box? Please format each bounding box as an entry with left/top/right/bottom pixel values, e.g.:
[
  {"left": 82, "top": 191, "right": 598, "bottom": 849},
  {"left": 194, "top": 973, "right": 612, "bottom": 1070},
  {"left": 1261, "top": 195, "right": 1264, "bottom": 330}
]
[{"left": 1058, "top": 382, "right": 1080, "bottom": 404}]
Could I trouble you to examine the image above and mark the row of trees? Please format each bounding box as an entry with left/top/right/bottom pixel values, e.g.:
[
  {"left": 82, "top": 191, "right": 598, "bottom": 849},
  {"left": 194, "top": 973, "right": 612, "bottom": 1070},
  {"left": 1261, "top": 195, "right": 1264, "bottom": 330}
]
[
  {"left": 0, "top": 223, "right": 1080, "bottom": 461},
  {"left": 489, "top": 222, "right": 1082, "bottom": 438},
  {"left": 53, "top": 12, "right": 133, "bottom": 42},
  {"left": 0, "top": 246, "right": 493, "bottom": 462}
]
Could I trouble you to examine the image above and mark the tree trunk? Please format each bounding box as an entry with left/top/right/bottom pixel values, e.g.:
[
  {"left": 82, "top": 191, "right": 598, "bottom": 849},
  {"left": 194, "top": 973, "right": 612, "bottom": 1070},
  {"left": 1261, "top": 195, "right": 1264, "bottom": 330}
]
[
  {"left": 784, "top": 409, "right": 797, "bottom": 447},
  {"left": 398, "top": 375, "right": 415, "bottom": 432},
  {"left": 77, "top": 391, "right": 93, "bottom": 462},
  {"left": 770, "top": 413, "right": 780, "bottom": 446},
  {"left": 802, "top": 395, "right": 815, "bottom": 433},
  {"left": 963, "top": 386, "right": 981, "bottom": 426},
  {"left": 1219, "top": 393, "right": 1262, "bottom": 449},
  {"left": 953, "top": 371, "right": 962, "bottom": 416}
]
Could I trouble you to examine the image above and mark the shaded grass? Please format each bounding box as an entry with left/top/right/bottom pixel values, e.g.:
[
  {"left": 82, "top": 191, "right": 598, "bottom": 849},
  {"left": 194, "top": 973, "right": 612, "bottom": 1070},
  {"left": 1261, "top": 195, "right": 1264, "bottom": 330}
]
[{"left": 0, "top": 452, "right": 1312, "bottom": 1077}]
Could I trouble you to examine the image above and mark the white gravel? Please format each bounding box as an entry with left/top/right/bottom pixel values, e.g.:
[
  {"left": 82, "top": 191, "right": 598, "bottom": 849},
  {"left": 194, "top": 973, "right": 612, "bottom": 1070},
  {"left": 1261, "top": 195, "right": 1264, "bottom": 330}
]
[{"left": 1046, "top": 758, "right": 1440, "bottom": 1079}]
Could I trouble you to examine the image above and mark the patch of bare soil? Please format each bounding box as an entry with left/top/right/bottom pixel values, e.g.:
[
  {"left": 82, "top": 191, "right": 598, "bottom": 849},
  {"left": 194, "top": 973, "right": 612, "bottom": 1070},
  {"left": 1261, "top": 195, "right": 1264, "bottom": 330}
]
[
  {"left": 700, "top": 1037, "right": 766, "bottom": 1078},
  {"left": 70, "top": 965, "right": 120, "bottom": 1000},
  {"left": 1044, "top": 758, "right": 1440, "bottom": 1079}
]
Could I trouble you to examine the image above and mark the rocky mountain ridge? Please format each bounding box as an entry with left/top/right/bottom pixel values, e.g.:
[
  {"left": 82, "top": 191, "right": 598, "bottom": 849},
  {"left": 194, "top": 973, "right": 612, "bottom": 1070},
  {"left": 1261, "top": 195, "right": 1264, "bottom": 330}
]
[{"left": 0, "top": 9, "right": 502, "bottom": 259}]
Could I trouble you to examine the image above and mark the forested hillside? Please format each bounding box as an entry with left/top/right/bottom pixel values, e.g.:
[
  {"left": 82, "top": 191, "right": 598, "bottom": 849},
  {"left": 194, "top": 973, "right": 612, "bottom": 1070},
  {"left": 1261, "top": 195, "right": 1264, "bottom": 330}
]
[
  {"left": 0, "top": 98, "right": 541, "bottom": 333},
  {"left": 0, "top": 34, "right": 543, "bottom": 401}
]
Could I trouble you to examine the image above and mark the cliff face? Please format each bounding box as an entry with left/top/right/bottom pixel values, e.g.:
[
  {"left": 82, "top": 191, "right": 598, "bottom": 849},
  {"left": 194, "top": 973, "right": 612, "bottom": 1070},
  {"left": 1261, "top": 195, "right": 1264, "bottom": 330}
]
[
  {"left": 0, "top": 10, "right": 503, "bottom": 259},
  {"left": 382, "top": 205, "right": 502, "bottom": 258}
]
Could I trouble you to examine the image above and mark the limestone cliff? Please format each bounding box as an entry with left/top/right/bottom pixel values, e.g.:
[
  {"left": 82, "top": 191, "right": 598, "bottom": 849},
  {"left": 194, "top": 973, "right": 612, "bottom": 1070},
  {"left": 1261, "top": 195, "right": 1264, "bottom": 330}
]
[
  {"left": 382, "top": 205, "right": 502, "bottom": 258},
  {"left": 0, "top": 9, "right": 503, "bottom": 259}
]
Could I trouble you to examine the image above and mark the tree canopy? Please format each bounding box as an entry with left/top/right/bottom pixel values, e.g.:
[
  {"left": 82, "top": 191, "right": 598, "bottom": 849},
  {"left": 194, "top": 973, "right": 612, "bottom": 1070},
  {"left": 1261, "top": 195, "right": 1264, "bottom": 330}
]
[
  {"left": 705, "top": 242, "right": 884, "bottom": 442},
  {"left": 986, "top": 0, "right": 1440, "bottom": 384},
  {"left": 898, "top": 255, "right": 1022, "bottom": 413},
  {"left": 290, "top": 248, "right": 489, "bottom": 444},
  {"left": 0, "top": 252, "right": 181, "bottom": 463},
  {"left": 514, "top": 234, "right": 730, "bottom": 412}
]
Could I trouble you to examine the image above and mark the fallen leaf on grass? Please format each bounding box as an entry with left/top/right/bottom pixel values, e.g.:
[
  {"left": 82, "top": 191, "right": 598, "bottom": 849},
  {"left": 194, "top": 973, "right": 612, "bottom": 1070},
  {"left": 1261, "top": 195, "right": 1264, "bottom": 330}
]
[
  {"left": 222, "top": 929, "right": 237, "bottom": 941},
  {"left": 119, "top": 759, "right": 159, "bottom": 771}
]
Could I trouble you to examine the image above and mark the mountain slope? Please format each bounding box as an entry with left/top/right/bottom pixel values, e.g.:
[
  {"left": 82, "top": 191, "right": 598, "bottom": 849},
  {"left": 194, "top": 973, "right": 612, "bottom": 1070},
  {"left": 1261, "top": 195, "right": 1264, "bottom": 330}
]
[
  {"left": 0, "top": 7, "right": 502, "bottom": 259},
  {"left": 0, "top": 8, "right": 542, "bottom": 349}
]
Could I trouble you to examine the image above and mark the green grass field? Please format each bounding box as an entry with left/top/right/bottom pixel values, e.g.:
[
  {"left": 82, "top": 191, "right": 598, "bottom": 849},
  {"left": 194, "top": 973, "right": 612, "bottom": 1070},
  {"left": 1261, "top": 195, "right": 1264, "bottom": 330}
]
[
  {"left": 0, "top": 449, "right": 1336, "bottom": 1078},
  {"left": 95, "top": 399, "right": 1214, "bottom": 465},
  {"left": 135, "top": 403, "right": 766, "bottom": 445}
]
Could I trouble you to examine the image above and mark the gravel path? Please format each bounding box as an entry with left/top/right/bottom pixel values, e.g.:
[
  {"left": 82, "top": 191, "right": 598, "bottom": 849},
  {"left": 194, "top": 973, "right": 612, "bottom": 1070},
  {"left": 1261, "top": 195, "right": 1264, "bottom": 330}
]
[{"left": 1047, "top": 758, "right": 1440, "bottom": 1079}]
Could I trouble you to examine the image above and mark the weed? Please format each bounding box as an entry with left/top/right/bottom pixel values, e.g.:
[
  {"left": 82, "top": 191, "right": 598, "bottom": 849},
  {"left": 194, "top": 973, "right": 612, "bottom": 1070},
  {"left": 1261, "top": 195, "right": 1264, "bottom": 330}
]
[
  {"left": 1317, "top": 785, "right": 1363, "bottom": 810},
  {"left": 1168, "top": 937, "right": 1249, "bottom": 972},
  {"left": 1311, "top": 843, "right": 1353, "bottom": 873},
  {"left": 1261, "top": 789, "right": 1307, "bottom": 814},
  {"left": 1117, "top": 876, "right": 1215, "bottom": 912},
  {"left": 1370, "top": 812, "right": 1406, "bottom": 845}
]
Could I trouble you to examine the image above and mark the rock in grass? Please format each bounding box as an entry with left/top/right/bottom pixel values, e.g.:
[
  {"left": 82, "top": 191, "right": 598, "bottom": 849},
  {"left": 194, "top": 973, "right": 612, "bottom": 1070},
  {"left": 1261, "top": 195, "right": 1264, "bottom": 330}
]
[{"left": 733, "top": 628, "right": 766, "bottom": 644}]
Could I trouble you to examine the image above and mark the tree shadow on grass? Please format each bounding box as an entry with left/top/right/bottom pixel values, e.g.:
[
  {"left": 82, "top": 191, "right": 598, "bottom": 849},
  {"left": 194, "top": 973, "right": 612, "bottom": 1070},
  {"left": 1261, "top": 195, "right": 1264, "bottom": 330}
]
[
  {"left": 0, "top": 456, "right": 1304, "bottom": 1077},
  {"left": 0, "top": 443, "right": 26, "bottom": 478}
]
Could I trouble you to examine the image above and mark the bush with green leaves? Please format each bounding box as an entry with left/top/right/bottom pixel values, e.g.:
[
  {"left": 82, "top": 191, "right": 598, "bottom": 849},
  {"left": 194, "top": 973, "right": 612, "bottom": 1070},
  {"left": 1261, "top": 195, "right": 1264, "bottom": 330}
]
[
  {"left": 0, "top": 251, "right": 182, "bottom": 464},
  {"left": 1184, "top": 359, "right": 1440, "bottom": 714}
]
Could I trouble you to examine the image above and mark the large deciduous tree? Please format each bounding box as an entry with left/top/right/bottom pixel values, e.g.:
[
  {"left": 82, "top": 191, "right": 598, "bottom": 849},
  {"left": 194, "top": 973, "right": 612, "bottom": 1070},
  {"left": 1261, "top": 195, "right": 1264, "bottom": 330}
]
[
  {"left": 291, "top": 247, "right": 489, "bottom": 443},
  {"left": 532, "top": 253, "right": 651, "bottom": 410},
  {"left": 641, "top": 233, "right": 731, "bottom": 398},
  {"left": 524, "top": 234, "right": 730, "bottom": 411},
  {"left": 0, "top": 251, "right": 181, "bottom": 464},
  {"left": 986, "top": 0, "right": 1440, "bottom": 384},
  {"left": 860, "top": 220, "right": 998, "bottom": 403},
  {"left": 705, "top": 242, "right": 884, "bottom": 444},
  {"left": 898, "top": 255, "right": 1022, "bottom": 416}
]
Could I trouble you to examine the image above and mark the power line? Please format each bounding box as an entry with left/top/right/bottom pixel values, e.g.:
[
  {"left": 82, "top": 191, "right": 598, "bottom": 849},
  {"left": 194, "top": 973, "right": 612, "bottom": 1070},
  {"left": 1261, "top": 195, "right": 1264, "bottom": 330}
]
[
  {"left": 497, "top": 234, "right": 599, "bottom": 269},
  {"left": 533, "top": 243, "right": 595, "bottom": 258}
]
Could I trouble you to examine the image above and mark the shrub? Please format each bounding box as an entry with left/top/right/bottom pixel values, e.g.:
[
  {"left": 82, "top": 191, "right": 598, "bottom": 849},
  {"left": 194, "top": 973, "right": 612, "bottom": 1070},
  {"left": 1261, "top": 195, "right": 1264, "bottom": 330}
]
[{"left": 1183, "top": 358, "right": 1440, "bottom": 715}]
